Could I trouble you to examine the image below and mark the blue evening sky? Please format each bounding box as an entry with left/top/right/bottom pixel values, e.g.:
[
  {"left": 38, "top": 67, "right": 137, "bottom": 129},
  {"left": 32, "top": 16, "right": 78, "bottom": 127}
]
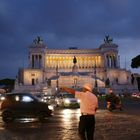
[{"left": 0, "top": 0, "right": 140, "bottom": 79}]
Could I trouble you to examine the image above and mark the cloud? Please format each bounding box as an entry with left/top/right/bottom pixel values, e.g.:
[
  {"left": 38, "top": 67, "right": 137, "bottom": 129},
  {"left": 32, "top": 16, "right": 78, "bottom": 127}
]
[{"left": 0, "top": 0, "right": 140, "bottom": 78}]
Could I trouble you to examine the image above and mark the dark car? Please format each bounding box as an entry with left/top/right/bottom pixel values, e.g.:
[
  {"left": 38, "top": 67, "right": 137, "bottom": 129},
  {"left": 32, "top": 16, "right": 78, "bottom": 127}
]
[{"left": 0, "top": 93, "right": 52, "bottom": 123}]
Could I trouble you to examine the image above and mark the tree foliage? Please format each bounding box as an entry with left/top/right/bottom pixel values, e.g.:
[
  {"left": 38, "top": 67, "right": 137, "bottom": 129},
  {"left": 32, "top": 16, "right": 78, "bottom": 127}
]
[
  {"left": 0, "top": 79, "right": 15, "bottom": 92},
  {"left": 131, "top": 55, "right": 140, "bottom": 68},
  {"left": 137, "top": 77, "right": 140, "bottom": 91},
  {"left": 0, "top": 78, "right": 15, "bottom": 86}
]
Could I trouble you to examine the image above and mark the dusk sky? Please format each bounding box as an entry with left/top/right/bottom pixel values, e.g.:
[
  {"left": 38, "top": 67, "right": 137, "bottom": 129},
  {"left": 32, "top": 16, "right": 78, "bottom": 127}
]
[{"left": 0, "top": 0, "right": 140, "bottom": 79}]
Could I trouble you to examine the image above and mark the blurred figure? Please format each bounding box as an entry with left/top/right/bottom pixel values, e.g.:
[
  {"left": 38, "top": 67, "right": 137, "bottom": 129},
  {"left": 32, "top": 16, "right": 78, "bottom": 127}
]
[
  {"left": 61, "top": 83, "right": 98, "bottom": 140},
  {"left": 106, "top": 89, "right": 122, "bottom": 111}
]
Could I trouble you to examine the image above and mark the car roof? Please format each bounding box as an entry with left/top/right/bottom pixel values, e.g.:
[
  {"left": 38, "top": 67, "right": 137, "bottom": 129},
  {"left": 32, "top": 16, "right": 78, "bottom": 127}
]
[{"left": 5, "top": 92, "right": 32, "bottom": 97}]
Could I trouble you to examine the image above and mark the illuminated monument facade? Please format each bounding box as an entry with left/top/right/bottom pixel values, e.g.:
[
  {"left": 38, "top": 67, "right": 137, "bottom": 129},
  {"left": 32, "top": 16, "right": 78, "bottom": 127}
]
[{"left": 14, "top": 36, "right": 138, "bottom": 94}]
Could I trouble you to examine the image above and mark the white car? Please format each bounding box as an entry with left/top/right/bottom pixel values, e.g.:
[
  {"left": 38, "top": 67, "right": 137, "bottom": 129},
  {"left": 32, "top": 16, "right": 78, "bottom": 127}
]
[{"left": 55, "top": 92, "right": 80, "bottom": 108}]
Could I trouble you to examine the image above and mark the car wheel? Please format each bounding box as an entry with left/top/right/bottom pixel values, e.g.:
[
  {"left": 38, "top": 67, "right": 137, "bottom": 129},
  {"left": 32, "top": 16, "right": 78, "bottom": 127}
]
[
  {"left": 2, "top": 111, "right": 14, "bottom": 123},
  {"left": 38, "top": 112, "right": 46, "bottom": 122}
]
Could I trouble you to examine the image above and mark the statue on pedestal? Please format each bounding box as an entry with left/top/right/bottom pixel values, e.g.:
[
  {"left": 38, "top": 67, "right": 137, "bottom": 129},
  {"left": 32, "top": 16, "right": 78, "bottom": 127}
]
[
  {"left": 104, "top": 35, "right": 113, "bottom": 44},
  {"left": 33, "top": 36, "right": 43, "bottom": 44},
  {"left": 73, "top": 56, "right": 77, "bottom": 64}
]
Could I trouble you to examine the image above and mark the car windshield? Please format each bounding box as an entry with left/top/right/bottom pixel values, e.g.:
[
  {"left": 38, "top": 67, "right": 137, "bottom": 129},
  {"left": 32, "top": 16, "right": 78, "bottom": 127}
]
[
  {"left": 21, "top": 95, "right": 34, "bottom": 102},
  {"left": 8, "top": 94, "right": 35, "bottom": 102},
  {"left": 33, "top": 95, "right": 43, "bottom": 102},
  {"left": 63, "top": 94, "right": 75, "bottom": 98}
]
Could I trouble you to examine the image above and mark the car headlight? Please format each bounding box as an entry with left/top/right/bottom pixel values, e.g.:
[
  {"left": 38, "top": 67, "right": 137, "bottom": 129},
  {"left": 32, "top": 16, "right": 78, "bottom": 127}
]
[
  {"left": 48, "top": 105, "right": 54, "bottom": 110},
  {"left": 0, "top": 96, "right": 5, "bottom": 101},
  {"left": 64, "top": 99, "right": 70, "bottom": 104},
  {"left": 47, "top": 96, "right": 51, "bottom": 99},
  {"left": 78, "top": 99, "right": 80, "bottom": 103}
]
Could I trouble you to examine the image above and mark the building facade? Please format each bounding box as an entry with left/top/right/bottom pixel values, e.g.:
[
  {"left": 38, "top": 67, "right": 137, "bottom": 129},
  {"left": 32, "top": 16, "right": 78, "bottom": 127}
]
[{"left": 14, "top": 36, "right": 138, "bottom": 94}]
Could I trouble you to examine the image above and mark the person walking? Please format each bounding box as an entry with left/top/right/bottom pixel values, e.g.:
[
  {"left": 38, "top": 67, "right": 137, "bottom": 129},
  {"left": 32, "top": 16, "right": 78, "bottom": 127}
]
[{"left": 61, "top": 83, "right": 98, "bottom": 140}]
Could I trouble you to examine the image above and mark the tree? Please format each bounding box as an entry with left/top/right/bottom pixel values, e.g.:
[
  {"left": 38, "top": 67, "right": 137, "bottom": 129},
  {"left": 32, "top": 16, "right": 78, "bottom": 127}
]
[
  {"left": 0, "top": 79, "right": 15, "bottom": 85},
  {"left": 0, "top": 79, "right": 15, "bottom": 92},
  {"left": 136, "top": 77, "right": 140, "bottom": 91},
  {"left": 131, "top": 55, "right": 140, "bottom": 68},
  {"left": 131, "top": 74, "right": 134, "bottom": 85}
]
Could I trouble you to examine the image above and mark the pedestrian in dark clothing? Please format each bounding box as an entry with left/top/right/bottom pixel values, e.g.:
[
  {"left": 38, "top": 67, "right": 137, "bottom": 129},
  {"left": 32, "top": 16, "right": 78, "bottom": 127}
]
[{"left": 106, "top": 89, "right": 122, "bottom": 111}]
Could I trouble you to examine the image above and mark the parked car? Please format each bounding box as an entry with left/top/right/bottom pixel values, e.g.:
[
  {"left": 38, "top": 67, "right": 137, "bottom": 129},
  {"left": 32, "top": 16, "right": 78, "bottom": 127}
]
[
  {"left": 0, "top": 92, "right": 53, "bottom": 123},
  {"left": 55, "top": 92, "right": 80, "bottom": 108}
]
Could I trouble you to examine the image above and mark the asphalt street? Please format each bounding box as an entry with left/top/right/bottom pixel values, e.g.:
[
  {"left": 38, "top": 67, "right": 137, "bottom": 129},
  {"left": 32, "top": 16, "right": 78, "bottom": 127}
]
[{"left": 0, "top": 98, "right": 139, "bottom": 140}]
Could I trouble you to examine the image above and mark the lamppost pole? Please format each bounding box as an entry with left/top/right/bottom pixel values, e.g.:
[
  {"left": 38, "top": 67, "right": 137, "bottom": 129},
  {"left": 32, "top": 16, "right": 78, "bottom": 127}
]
[
  {"left": 94, "top": 61, "right": 98, "bottom": 92},
  {"left": 56, "top": 64, "right": 59, "bottom": 94}
]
